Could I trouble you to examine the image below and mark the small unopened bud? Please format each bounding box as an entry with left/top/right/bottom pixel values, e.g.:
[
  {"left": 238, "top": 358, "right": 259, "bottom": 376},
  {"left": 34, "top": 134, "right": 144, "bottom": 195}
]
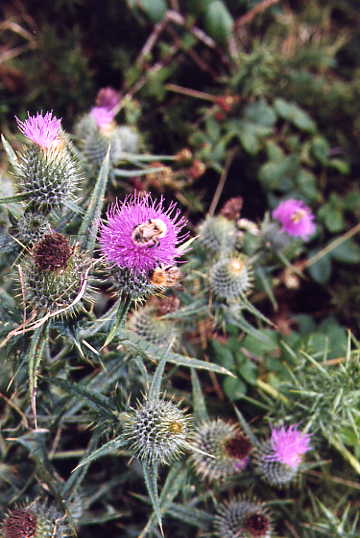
[
  {"left": 215, "top": 95, "right": 239, "bottom": 112},
  {"left": 220, "top": 197, "right": 243, "bottom": 221},
  {"left": 188, "top": 160, "right": 206, "bottom": 179},
  {"left": 175, "top": 148, "right": 192, "bottom": 162}
]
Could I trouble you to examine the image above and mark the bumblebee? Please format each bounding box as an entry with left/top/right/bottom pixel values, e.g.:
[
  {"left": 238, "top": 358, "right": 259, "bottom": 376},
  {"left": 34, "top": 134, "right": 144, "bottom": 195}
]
[
  {"left": 150, "top": 265, "right": 182, "bottom": 288},
  {"left": 131, "top": 218, "right": 167, "bottom": 248}
]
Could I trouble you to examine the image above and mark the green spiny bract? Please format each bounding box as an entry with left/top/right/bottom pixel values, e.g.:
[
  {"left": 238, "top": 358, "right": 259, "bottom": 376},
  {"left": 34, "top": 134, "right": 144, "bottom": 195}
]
[
  {"left": 197, "top": 215, "right": 238, "bottom": 254},
  {"left": 214, "top": 496, "right": 273, "bottom": 538},
  {"left": 1, "top": 499, "right": 71, "bottom": 538},
  {"left": 127, "top": 303, "right": 179, "bottom": 349},
  {"left": 191, "top": 419, "right": 252, "bottom": 482},
  {"left": 21, "top": 235, "right": 93, "bottom": 318},
  {"left": 122, "top": 397, "right": 191, "bottom": 465},
  {"left": 14, "top": 212, "right": 52, "bottom": 248},
  {"left": 16, "top": 142, "right": 81, "bottom": 214},
  {"left": 110, "top": 266, "right": 156, "bottom": 302},
  {"left": 75, "top": 115, "right": 139, "bottom": 168},
  {"left": 210, "top": 254, "right": 253, "bottom": 301},
  {"left": 254, "top": 440, "right": 299, "bottom": 488}
]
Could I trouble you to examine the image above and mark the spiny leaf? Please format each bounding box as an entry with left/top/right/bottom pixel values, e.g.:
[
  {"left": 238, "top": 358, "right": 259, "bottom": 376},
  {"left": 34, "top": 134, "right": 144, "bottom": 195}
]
[
  {"left": 191, "top": 369, "right": 209, "bottom": 423},
  {"left": 28, "top": 324, "right": 47, "bottom": 428},
  {"left": 118, "top": 329, "right": 235, "bottom": 376},
  {"left": 79, "top": 147, "right": 110, "bottom": 254},
  {"left": 52, "top": 378, "right": 115, "bottom": 418},
  {"left": 143, "top": 462, "right": 163, "bottom": 536},
  {"left": 148, "top": 354, "right": 167, "bottom": 402},
  {"left": 72, "top": 435, "right": 127, "bottom": 471}
]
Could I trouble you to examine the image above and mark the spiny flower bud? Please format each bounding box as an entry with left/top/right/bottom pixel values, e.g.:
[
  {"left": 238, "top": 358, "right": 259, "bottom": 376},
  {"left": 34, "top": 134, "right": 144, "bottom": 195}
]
[
  {"left": 127, "top": 303, "right": 179, "bottom": 349},
  {"left": 197, "top": 215, "right": 237, "bottom": 254},
  {"left": 22, "top": 240, "right": 93, "bottom": 318},
  {"left": 254, "top": 425, "right": 312, "bottom": 488},
  {"left": 32, "top": 232, "right": 72, "bottom": 271},
  {"left": 110, "top": 266, "right": 156, "bottom": 302},
  {"left": 220, "top": 197, "right": 243, "bottom": 221},
  {"left": 214, "top": 497, "right": 272, "bottom": 538},
  {"left": 191, "top": 419, "right": 252, "bottom": 482},
  {"left": 14, "top": 212, "right": 52, "bottom": 248},
  {"left": 1, "top": 499, "right": 71, "bottom": 538},
  {"left": 15, "top": 112, "right": 81, "bottom": 213},
  {"left": 123, "top": 397, "right": 191, "bottom": 465},
  {"left": 210, "top": 254, "right": 253, "bottom": 301}
]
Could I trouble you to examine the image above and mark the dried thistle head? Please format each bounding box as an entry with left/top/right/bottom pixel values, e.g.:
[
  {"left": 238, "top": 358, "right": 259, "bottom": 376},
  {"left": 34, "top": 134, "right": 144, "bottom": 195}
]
[{"left": 214, "top": 496, "right": 273, "bottom": 538}]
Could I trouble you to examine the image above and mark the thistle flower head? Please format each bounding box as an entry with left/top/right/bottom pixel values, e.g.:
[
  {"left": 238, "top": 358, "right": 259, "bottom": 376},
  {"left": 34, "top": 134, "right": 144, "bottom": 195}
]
[
  {"left": 95, "top": 86, "right": 120, "bottom": 110},
  {"left": 2, "top": 508, "right": 37, "bottom": 538},
  {"left": 1, "top": 500, "right": 71, "bottom": 538},
  {"left": 197, "top": 215, "right": 237, "bottom": 254},
  {"left": 191, "top": 419, "right": 252, "bottom": 482},
  {"left": 254, "top": 425, "right": 312, "bottom": 487},
  {"left": 100, "top": 192, "right": 188, "bottom": 274},
  {"left": 123, "top": 396, "right": 191, "bottom": 465},
  {"left": 267, "top": 425, "right": 312, "bottom": 468},
  {"left": 128, "top": 303, "right": 179, "bottom": 349},
  {"left": 16, "top": 111, "right": 62, "bottom": 149},
  {"left": 90, "top": 106, "right": 116, "bottom": 128},
  {"left": 272, "top": 199, "right": 316, "bottom": 239},
  {"left": 210, "top": 254, "right": 253, "bottom": 301},
  {"left": 214, "top": 497, "right": 272, "bottom": 538},
  {"left": 32, "top": 232, "right": 72, "bottom": 271}
]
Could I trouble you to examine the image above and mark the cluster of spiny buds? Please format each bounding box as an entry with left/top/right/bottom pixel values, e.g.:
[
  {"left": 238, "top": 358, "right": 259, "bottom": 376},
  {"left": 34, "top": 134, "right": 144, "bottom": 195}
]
[
  {"left": 75, "top": 86, "right": 140, "bottom": 167},
  {"left": 15, "top": 112, "right": 81, "bottom": 214},
  {"left": 100, "top": 191, "right": 187, "bottom": 302}
]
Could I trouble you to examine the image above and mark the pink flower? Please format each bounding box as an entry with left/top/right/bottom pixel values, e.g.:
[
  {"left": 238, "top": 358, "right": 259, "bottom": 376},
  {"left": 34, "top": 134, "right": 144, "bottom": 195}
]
[
  {"left": 90, "top": 106, "right": 116, "bottom": 128},
  {"left": 266, "top": 425, "right": 311, "bottom": 468},
  {"left": 99, "top": 192, "right": 188, "bottom": 274},
  {"left": 16, "top": 111, "right": 62, "bottom": 148},
  {"left": 272, "top": 199, "right": 316, "bottom": 239},
  {"left": 90, "top": 87, "right": 120, "bottom": 128},
  {"left": 96, "top": 87, "right": 120, "bottom": 110}
]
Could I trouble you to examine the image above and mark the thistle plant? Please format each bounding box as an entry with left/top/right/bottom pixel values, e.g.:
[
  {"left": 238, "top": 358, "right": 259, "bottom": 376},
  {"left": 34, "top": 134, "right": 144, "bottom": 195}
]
[{"left": 0, "top": 60, "right": 359, "bottom": 537}]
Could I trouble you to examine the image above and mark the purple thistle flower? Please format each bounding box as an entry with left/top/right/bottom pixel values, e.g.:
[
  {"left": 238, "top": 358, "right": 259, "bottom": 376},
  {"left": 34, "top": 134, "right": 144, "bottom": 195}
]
[
  {"left": 96, "top": 87, "right": 120, "bottom": 110},
  {"left": 90, "top": 106, "right": 116, "bottom": 128},
  {"left": 16, "top": 111, "right": 62, "bottom": 148},
  {"left": 272, "top": 199, "right": 316, "bottom": 239},
  {"left": 90, "top": 87, "right": 120, "bottom": 128},
  {"left": 265, "top": 425, "right": 311, "bottom": 468},
  {"left": 99, "top": 192, "right": 188, "bottom": 274}
]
